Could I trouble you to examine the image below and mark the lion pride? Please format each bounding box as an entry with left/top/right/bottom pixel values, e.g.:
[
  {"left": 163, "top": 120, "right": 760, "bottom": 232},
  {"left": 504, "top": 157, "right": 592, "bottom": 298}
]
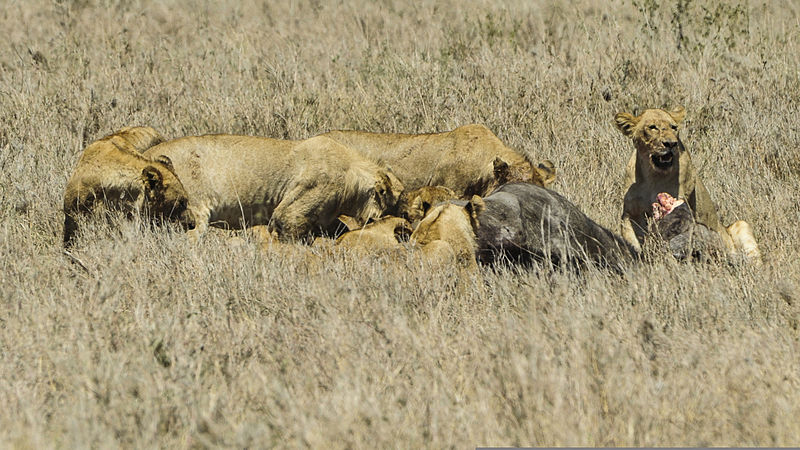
[
  {"left": 143, "top": 134, "right": 404, "bottom": 242},
  {"left": 62, "top": 126, "right": 190, "bottom": 246},
  {"left": 614, "top": 106, "right": 761, "bottom": 263},
  {"left": 321, "top": 124, "right": 556, "bottom": 198}
]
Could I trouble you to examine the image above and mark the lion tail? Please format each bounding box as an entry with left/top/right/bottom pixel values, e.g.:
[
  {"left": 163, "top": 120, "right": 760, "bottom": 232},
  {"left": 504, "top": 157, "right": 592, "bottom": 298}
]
[{"left": 727, "top": 220, "right": 762, "bottom": 265}]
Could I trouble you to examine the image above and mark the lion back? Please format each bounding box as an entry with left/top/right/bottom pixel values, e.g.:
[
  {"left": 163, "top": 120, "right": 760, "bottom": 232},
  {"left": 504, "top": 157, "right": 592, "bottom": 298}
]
[{"left": 112, "top": 126, "right": 166, "bottom": 153}]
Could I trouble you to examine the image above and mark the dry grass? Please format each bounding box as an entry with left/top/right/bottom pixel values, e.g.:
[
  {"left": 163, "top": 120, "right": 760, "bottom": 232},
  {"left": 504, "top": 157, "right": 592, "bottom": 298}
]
[{"left": 2, "top": 0, "right": 800, "bottom": 446}]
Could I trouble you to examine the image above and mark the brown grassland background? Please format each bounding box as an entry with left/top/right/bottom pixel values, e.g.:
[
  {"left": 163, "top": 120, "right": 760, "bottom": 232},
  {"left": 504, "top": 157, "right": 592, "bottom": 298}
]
[{"left": 2, "top": 0, "right": 800, "bottom": 447}]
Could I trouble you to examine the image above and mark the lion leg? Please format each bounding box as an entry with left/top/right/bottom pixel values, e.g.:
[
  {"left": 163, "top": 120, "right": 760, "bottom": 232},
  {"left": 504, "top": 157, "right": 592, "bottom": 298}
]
[
  {"left": 63, "top": 213, "right": 79, "bottom": 247},
  {"left": 713, "top": 223, "right": 736, "bottom": 252},
  {"left": 620, "top": 215, "right": 642, "bottom": 253},
  {"left": 186, "top": 206, "right": 210, "bottom": 243},
  {"left": 270, "top": 208, "right": 314, "bottom": 241},
  {"left": 727, "top": 220, "right": 762, "bottom": 265}
]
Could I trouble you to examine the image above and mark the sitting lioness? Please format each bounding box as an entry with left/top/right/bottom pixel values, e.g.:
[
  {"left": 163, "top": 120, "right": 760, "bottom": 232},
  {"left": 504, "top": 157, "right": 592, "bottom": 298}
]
[
  {"left": 321, "top": 124, "right": 556, "bottom": 197},
  {"left": 63, "top": 126, "right": 191, "bottom": 246},
  {"left": 143, "top": 134, "right": 404, "bottom": 242},
  {"left": 614, "top": 106, "right": 761, "bottom": 263}
]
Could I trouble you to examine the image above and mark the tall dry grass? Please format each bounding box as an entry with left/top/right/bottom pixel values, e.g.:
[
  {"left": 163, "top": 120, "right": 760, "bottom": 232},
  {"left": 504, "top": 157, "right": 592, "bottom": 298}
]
[{"left": 1, "top": 0, "right": 800, "bottom": 446}]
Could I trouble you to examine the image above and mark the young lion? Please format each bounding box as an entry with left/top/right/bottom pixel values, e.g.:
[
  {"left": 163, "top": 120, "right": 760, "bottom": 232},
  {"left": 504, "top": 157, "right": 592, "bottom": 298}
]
[
  {"left": 409, "top": 197, "right": 484, "bottom": 270},
  {"left": 335, "top": 216, "right": 412, "bottom": 253},
  {"left": 143, "top": 134, "right": 404, "bottom": 242},
  {"left": 321, "top": 124, "right": 556, "bottom": 197},
  {"left": 63, "top": 126, "right": 191, "bottom": 246},
  {"left": 395, "top": 185, "right": 459, "bottom": 223},
  {"left": 614, "top": 106, "right": 761, "bottom": 263}
]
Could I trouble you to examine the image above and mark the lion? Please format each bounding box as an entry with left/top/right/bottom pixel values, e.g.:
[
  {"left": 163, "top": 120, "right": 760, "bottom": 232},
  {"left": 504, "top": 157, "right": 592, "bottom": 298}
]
[
  {"left": 395, "top": 185, "right": 458, "bottom": 223},
  {"left": 614, "top": 106, "right": 761, "bottom": 263},
  {"left": 321, "top": 124, "right": 556, "bottom": 198},
  {"left": 335, "top": 216, "right": 412, "bottom": 253},
  {"left": 63, "top": 126, "right": 191, "bottom": 246},
  {"left": 409, "top": 197, "right": 484, "bottom": 270},
  {"left": 335, "top": 185, "right": 457, "bottom": 233},
  {"left": 142, "top": 134, "right": 404, "bottom": 242}
]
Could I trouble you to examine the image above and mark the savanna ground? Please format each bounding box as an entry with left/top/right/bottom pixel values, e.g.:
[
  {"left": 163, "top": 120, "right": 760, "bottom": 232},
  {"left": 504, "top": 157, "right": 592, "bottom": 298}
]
[{"left": 2, "top": 0, "right": 800, "bottom": 447}]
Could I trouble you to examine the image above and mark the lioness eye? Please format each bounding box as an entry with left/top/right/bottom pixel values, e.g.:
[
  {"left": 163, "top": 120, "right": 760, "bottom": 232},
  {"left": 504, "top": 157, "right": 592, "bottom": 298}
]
[
  {"left": 648, "top": 125, "right": 658, "bottom": 131},
  {"left": 670, "top": 125, "right": 678, "bottom": 130}
]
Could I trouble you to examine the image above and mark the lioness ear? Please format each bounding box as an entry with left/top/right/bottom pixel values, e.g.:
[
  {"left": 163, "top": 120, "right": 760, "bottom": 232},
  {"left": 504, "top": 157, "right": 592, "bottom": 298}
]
[
  {"left": 465, "top": 195, "right": 485, "bottom": 220},
  {"left": 374, "top": 173, "right": 393, "bottom": 209},
  {"left": 155, "top": 155, "right": 175, "bottom": 172},
  {"left": 493, "top": 157, "right": 510, "bottom": 182},
  {"left": 337, "top": 214, "right": 362, "bottom": 231},
  {"left": 409, "top": 195, "right": 425, "bottom": 216},
  {"left": 536, "top": 160, "right": 557, "bottom": 187},
  {"left": 380, "top": 172, "right": 393, "bottom": 193},
  {"left": 668, "top": 106, "right": 686, "bottom": 124},
  {"left": 141, "top": 166, "right": 163, "bottom": 193},
  {"left": 614, "top": 112, "right": 639, "bottom": 136}
]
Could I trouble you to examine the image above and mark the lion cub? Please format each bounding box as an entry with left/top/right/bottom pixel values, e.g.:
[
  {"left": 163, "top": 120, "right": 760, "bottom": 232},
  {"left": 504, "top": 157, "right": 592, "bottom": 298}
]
[
  {"left": 409, "top": 198, "right": 484, "bottom": 270},
  {"left": 143, "top": 134, "right": 404, "bottom": 242},
  {"left": 63, "top": 126, "right": 191, "bottom": 246},
  {"left": 335, "top": 216, "right": 412, "bottom": 253},
  {"left": 396, "top": 185, "right": 459, "bottom": 223},
  {"left": 614, "top": 106, "right": 761, "bottom": 263}
]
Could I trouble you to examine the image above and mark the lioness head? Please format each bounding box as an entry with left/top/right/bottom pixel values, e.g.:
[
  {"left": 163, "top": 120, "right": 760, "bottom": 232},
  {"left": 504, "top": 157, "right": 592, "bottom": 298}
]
[
  {"left": 489, "top": 157, "right": 556, "bottom": 193},
  {"left": 142, "top": 156, "right": 192, "bottom": 228},
  {"left": 615, "top": 106, "right": 686, "bottom": 173}
]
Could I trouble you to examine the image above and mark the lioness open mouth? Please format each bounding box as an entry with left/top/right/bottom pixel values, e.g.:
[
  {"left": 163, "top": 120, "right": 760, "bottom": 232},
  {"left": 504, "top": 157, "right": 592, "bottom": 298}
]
[{"left": 651, "top": 151, "right": 674, "bottom": 170}]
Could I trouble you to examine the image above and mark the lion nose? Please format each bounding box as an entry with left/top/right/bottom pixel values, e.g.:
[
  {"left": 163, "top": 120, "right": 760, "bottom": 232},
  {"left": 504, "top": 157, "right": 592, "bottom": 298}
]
[{"left": 663, "top": 140, "right": 678, "bottom": 150}]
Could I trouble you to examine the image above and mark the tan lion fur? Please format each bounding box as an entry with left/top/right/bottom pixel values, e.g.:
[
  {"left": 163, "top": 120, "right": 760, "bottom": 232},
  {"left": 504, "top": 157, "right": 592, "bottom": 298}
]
[
  {"left": 62, "top": 126, "right": 190, "bottom": 246},
  {"left": 615, "top": 106, "right": 761, "bottom": 263},
  {"left": 335, "top": 216, "right": 412, "bottom": 253},
  {"left": 321, "top": 124, "right": 556, "bottom": 198},
  {"left": 409, "top": 196, "right": 485, "bottom": 269},
  {"left": 143, "top": 134, "right": 404, "bottom": 242},
  {"left": 396, "top": 185, "right": 459, "bottom": 223}
]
